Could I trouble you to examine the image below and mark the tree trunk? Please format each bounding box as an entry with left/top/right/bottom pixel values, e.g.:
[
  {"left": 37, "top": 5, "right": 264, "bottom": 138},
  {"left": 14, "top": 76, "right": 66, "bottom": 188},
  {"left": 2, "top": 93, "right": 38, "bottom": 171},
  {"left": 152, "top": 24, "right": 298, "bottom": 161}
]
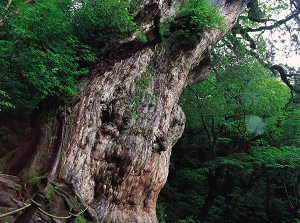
[
  {"left": 266, "top": 173, "right": 273, "bottom": 222},
  {"left": 199, "top": 169, "right": 220, "bottom": 221},
  {"left": 1, "top": 0, "right": 248, "bottom": 222}
]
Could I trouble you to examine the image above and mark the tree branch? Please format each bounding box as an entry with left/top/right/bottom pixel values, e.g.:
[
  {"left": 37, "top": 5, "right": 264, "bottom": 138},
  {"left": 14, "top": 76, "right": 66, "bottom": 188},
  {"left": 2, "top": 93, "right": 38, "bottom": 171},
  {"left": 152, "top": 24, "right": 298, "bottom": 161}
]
[
  {"left": 5, "top": 0, "right": 12, "bottom": 10},
  {"left": 232, "top": 24, "right": 257, "bottom": 49},
  {"left": 246, "top": 10, "right": 300, "bottom": 32},
  {"left": 24, "top": 0, "right": 34, "bottom": 4},
  {"left": 270, "top": 64, "right": 300, "bottom": 94}
]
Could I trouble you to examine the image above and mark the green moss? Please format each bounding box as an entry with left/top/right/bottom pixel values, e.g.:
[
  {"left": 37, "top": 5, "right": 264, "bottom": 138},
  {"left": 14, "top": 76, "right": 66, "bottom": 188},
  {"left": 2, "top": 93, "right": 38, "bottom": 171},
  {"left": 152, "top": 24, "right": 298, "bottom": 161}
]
[
  {"left": 45, "top": 183, "right": 56, "bottom": 198},
  {"left": 124, "top": 66, "right": 157, "bottom": 122},
  {"left": 18, "top": 170, "right": 44, "bottom": 185},
  {"left": 75, "top": 216, "right": 86, "bottom": 223},
  {"left": 135, "top": 31, "right": 147, "bottom": 43},
  {"left": 134, "top": 68, "right": 156, "bottom": 108}
]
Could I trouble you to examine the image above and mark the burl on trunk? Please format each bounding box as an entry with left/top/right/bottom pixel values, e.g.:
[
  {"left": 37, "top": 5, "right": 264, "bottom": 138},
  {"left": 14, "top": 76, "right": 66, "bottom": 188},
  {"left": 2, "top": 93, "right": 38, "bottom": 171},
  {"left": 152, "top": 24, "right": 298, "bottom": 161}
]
[{"left": 2, "top": 0, "right": 248, "bottom": 222}]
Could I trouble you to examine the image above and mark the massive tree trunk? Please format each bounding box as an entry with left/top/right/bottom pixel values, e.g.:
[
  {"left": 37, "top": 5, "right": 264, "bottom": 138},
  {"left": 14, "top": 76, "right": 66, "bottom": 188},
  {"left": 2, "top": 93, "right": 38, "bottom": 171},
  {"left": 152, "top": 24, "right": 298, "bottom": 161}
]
[{"left": 1, "top": 0, "right": 248, "bottom": 222}]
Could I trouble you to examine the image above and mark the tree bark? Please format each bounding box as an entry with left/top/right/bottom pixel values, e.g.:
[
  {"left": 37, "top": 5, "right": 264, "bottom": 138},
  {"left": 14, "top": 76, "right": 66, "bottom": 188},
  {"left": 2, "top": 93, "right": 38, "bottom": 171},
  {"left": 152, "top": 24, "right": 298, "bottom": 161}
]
[{"left": 1, "top": 0, "right": 249, "bottom": 222}]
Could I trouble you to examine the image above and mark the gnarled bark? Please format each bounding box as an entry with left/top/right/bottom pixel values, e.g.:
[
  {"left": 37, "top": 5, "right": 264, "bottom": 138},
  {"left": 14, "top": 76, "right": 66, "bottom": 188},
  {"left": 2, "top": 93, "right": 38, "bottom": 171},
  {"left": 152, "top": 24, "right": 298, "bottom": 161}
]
[{"left": 1, "top": 0, "right": 249, "bottom": 222}]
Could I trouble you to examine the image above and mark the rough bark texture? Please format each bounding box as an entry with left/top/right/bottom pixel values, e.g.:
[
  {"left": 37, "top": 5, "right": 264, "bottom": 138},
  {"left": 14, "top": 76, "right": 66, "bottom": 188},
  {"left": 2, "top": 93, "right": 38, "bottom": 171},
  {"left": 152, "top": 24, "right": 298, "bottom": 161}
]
[{"left": 1, "top": 0, "right": 249, "bottom": 222}]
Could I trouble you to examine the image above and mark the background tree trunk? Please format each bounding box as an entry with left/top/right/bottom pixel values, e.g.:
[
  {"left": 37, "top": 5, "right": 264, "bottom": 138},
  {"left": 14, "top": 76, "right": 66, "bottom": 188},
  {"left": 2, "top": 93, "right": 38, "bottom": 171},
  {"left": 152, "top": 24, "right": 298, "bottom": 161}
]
[{"left": 1, "top": 0, "right": 249, "bottom": 222}]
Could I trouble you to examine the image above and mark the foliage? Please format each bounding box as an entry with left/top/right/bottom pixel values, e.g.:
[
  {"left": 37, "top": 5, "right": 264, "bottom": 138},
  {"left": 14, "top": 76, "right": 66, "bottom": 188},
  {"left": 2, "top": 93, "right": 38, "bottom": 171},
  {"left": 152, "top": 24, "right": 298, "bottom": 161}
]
[
  {"left": 178, "top": 0, "right": 225, "bottom": 32},
  {"left": 0, "top": 0, "right": 138, "bottom": 151},
  {"left": 0, "top": 0, "right": 93, "bottom": 98},
  {"left": 0, "top": 90, "right": 14, "bottom": 110},
  {"left": 271, "top": 108, "right": 300, "bottom": 147},
  {"left": 158, "top": 36, "right": 300, "bottom": 222},
  {"left": 178, "top": 216, "right": 200, "bottom": 223},
  {"left": 135, "top": 31, "right": 148, "bottom": 43},
  {"left": 157, "top": 201, "right": 168, "bottom": 223},
  {"left": 252, "top": 146, "right": 300, "bottom": 169},
  {"left": 179, "top": 54, "right": 289, "bottom": 156},
  {"left": 160, "top": 0, "right": 224, "bottom": 53},
  {"left": 70, "top": 0, "right": 137, "bottom": 43},
  {"left": 0, "top": 0, "right": 136, "bottom": 104}
]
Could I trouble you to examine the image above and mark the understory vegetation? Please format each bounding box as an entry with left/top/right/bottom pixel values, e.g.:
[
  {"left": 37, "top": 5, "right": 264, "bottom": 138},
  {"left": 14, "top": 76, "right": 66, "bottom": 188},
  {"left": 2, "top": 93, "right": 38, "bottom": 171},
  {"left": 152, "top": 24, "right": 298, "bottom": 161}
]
[
  {"left": 157, "top": 0, "right": 300, "bottom": 222},
  {"left": 158, "top": 47, "right": 300, "bottom": 222}
]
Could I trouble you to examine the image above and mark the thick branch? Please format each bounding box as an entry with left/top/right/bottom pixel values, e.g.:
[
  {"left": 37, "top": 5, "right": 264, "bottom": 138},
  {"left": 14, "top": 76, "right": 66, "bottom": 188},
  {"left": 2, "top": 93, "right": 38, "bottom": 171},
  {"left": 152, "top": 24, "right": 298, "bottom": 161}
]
[
  {"left": 225, "top": 34, "right": 300, "bottom": 96},
  {"left": 246, "top": 10, "right": 300, "bottom": 32},
  {"left": 232, "top": 24, "right": 257, "bottom": 49},
  {"left": 271, "top": 64, "right": 300, "bottom": 93}
]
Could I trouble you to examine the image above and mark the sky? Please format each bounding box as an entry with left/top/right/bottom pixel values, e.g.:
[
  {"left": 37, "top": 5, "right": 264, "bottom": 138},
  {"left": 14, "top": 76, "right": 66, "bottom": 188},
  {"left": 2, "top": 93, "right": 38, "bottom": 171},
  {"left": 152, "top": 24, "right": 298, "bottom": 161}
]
[{"left": 263, "top": 0, "right": 300, "bottom": 69}]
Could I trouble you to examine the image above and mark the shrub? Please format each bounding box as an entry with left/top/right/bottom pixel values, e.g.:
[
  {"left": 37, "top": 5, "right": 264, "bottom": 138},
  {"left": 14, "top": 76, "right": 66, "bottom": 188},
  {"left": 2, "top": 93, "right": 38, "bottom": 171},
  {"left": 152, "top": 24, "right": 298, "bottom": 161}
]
[{"left": 160, "top": 0, "right": 224, "bottom": 54}]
